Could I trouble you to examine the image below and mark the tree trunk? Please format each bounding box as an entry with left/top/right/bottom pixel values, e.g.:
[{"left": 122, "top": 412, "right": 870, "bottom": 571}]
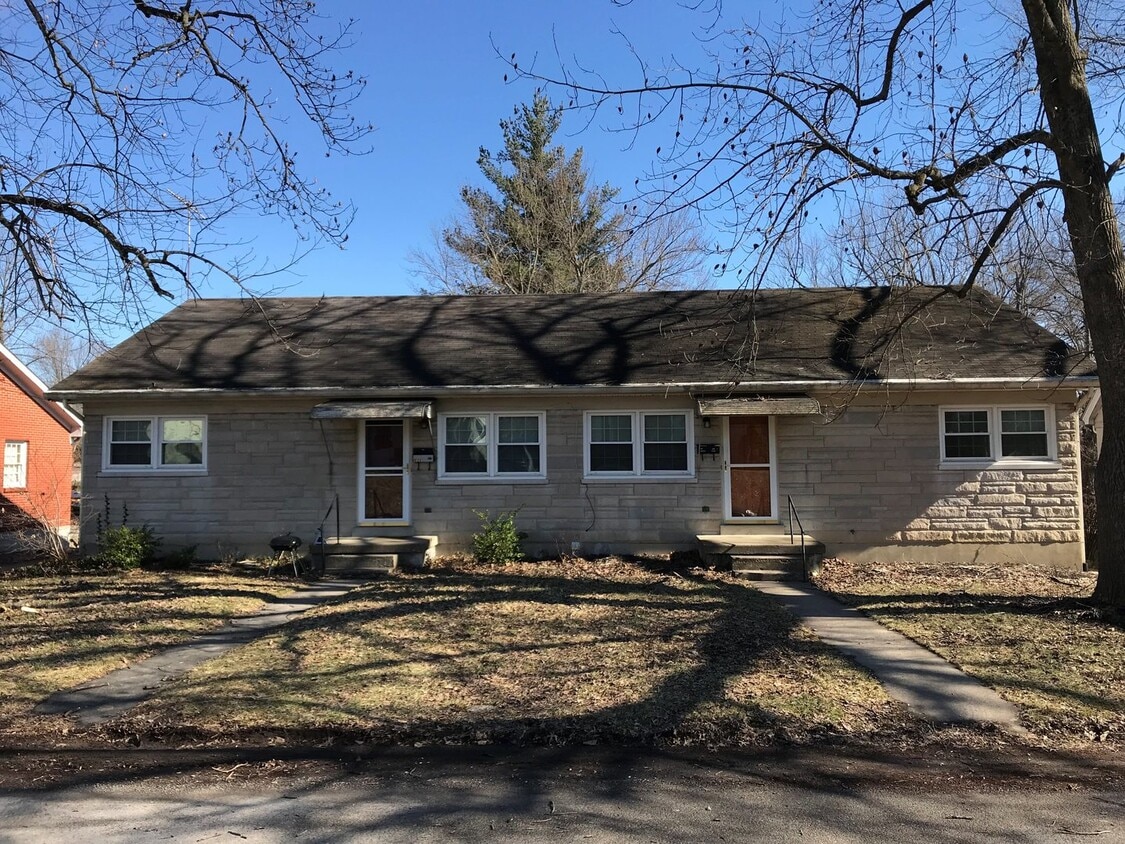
[{"left": 1022, "top": 0, "right": 1125, "bottom": 606}]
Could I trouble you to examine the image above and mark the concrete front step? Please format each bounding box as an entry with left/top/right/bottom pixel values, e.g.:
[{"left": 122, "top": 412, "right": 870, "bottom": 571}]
[
  {"left": 734, "top": 568, "right": 803, "bottom": 581},
  {"left": 697, "top": 534, "right": 825, "bottom": 557},
  {"left": 731, "top": 554, "right": 806, "bottom": 572},
  {"left": 317, "top": 535, "right": 437, "bottom": 574},
  {"left": 698, "top": 533, "right": 824, "bottom": 581},
  {"left": 717, "top": 522, "right": 785, "bottom": 536},
  {"left": 731, "top": 555, "right": 805, "bottom": 582},
  {"left": 322, "top": 554, "right": 396, "bottom": 577}
]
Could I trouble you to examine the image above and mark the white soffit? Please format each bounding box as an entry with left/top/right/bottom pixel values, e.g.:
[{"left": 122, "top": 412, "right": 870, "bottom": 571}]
[
  {"left": 697, "top": 396, "right": 821, "bottom": 416},
  {"left": 310, "top": 400, "right": 433, "bottom": 420}
]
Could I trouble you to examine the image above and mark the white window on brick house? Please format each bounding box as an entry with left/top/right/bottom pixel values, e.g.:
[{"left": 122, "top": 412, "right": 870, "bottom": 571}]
[
  {"left": 438, "top": 413, "right": 545, "bottom": 480},
  {"left": 940, "top": 406, "right": 1055, "bottom": 465},
  {"left": 3, "top": 441, "right": 27, "bottom": 488},
  {"left": 584, "top": 411, "right": 694, "bottom": 479},
  {"left": 104, "top": 417, "right": 206, "bottom": 471}
]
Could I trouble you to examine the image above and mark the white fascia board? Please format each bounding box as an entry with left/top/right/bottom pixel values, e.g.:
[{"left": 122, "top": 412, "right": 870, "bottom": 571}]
[{"left": 48, "top": 374, "right": 1100, "bottom": 402}]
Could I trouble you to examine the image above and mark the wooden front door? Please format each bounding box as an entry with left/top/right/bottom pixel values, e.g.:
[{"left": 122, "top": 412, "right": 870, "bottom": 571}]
[{"left": 725, "top": 416, "right": 776, "bottom": 520}]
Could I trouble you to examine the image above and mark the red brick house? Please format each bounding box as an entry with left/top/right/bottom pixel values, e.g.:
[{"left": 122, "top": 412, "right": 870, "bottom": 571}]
[{"left": 1, "top": 342, "right": 83, "bottom": 541}]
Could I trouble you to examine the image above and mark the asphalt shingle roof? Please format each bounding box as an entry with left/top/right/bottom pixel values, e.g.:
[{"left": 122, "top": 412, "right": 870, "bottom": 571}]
[{"left": 52, "top": 287, "right": 1092, "bottom": 394}]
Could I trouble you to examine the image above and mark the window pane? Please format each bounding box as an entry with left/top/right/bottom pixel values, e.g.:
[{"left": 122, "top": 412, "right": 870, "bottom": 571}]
[
  {"left": 445, "top": 444, "right": 487, "bottom": 473},
  {"left": 943, "top": 410, "right": 992, "bottom": 460},
  {"left": 111, "top": 443, "right": 152, "bottom": 465},
  {"left": 446, "top": 416, "right": 487, "bottom": 445},
  {"left": 498, "top": 444, "right": 541, "bottom": 473},
  {"left": 643, "top": 414, "right": 686, "bottom": 443},
  {"left": 944, "top": 411, "right": 989, "bottom": 434},
  {"left": 944, "top": 434, "right": 991, "bottom": 459},
  {"left": 729, "top": 416, "right": 770, "bottom": 464},
  {"left": 644, "top": 442, "right": 688, "bottom": 472},
  {"left": 1001, "top": 407, "right": 1048, "bottom": 458},
  {"left": 3, "top": 442, "right": 27, "bottom": 487},
  {"left": 162, "top": 418, "right": 203, "bottom": 442},
  {"left": 591, "top": 415, "right": 632, "bottom": 443},
  {"left": 112, "top": 420, "right": 151, "bottom": 442},
  {"left": 590, "top": 443, "right": 633, "bottom": 472},
  {"left": 1000, "top": 409, "right": 1046, "bottom": 434},
  {"left": 498, "top": 415, "right": 539, "bottom": 444},
  {"left": 1001, "top": 432, "right": 1049, "bottom": 457},
  {"left": 162, "top": 442, "right": 203, "bottom": 465},
  {"left": 365, "top": 422, "right": 404, "bottom": 468},
  {"left": 364, "top": 473, "right": 404, "bottom": 520}
]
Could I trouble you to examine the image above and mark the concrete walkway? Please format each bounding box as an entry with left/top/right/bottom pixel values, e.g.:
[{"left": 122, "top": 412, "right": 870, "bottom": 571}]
[
  {"left": 754, "top": 581, "right": 1023, "bottom": 729},
  {"left": 36, "top": 580, "right": 357, "bottom": 726}
]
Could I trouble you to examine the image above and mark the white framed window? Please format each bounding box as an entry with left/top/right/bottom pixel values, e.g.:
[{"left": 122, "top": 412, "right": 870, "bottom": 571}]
[
  {"left": 584, "top": 411, "right": 694, "bottom": 479},
  {"left": 939, "top": 406, "right": 1055, "bottom": 465},
  {"left": 3, "top": 441, "right": 28, "bottom": 488},
  {"left": 438, "top": 412, "right": 545, "bottom": 480},
  {"left": 103, "top": 416, "right": 207, "bottom": 471}
]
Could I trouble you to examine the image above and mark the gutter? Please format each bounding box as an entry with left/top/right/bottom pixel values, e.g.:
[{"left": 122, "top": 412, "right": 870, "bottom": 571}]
[{"left": 47, "top": 375, "right": 1100, "bottom": 402}]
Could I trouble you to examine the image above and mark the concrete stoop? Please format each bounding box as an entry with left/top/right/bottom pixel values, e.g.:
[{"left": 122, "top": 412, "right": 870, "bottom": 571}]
[
  {"left": 317, "top": 535, "right": 437, "bottom": 577},
  {"left": 697, "top": 533, "right": 825, "bottom": 581}
]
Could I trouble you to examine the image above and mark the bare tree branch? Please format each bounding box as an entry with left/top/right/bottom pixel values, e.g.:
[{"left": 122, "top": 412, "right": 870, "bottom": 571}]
[{"left": 0, "top": 0, "right": 371, "bottom": 334}]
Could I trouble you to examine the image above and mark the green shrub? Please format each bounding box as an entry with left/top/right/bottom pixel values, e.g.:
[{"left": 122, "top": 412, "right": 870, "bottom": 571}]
[
  {"left": 97, "top": 524, "right": 160, "bottom": 569},
  {"left": 92, "top": 496, "right": 161, "bottom": 569},
  {"left": 472, "top": 509, "right": 523, "bottom": 565}
]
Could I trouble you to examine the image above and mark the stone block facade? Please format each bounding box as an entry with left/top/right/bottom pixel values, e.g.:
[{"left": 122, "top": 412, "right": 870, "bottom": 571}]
[
  {"left": 774, "top": 391, "right": 1083, "bottom": 565},
  {"left": 79, "top": 388, "right": 1086, "bottom": 567}
]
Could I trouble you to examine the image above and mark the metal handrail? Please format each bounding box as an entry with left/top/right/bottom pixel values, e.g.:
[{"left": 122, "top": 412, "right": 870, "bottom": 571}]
[
  {"left": 786, "top": 495, "right": 808, "bottom": 572},
  {"left": 313, "top": 492, "right": 340, "bottom": 574}
]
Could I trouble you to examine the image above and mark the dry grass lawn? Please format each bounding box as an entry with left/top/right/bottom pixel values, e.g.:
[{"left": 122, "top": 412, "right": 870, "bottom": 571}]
[
  {"left": 815, "top": 559, "right": 1124, "bottom": 747},
  {"left": 0, "top": 568, "right": 294, "bottom": 732},
  {"left": 124, "top": 557, "right": 903, "bottom": 746}
]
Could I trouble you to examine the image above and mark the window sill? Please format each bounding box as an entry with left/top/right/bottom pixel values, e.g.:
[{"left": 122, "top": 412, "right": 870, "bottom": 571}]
[
  {"left": 98, "top": 469, "right": 208, "bottom": 477},
  {"left": 938, "top": 460, "right": 1061, "bottom": 471},
  {"left": 582, "top": 475, "right": 697, "bottom": 484},
  {"left": 435, "top": 476, "right": 549, "bottom": 485}
]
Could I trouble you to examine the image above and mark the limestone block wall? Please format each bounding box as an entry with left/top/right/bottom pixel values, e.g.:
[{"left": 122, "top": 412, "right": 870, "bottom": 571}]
[
  {"left": 777, "top": 390, "right": 1084, "bottom": 565},
  {"left": 79, "top": 399, "right": 350, "bottom": 559},
  {"left": 404, "top": 397, "right": 725, "bottom": 556},
  {"left": 79, "top": 389, "right": 1087, "bottom": 566},
  {"left": 79, "top": 395, "right": 725, "bottom": 558}
]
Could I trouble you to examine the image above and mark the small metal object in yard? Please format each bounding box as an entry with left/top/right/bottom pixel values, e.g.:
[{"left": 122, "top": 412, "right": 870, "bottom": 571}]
[{"left": 268, "top": 533, "right": 303, "bottom": 577}]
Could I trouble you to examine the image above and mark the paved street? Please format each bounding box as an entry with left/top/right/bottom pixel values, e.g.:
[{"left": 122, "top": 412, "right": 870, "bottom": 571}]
[{"left": 1, "top": 747, "right": 1121, "bottom": 843}]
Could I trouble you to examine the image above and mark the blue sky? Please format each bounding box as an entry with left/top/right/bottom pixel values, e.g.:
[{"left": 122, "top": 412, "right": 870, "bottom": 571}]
[
  {"left": 217, "top": 0, "right": 739, "bottom": 301},
  {"left": 25, "top": 0, "right": 1115, "bottom": 353}
]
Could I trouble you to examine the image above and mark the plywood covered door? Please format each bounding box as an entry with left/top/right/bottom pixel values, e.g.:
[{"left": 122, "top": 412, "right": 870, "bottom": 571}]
[{"left": 725, "top": 416, "right": 776, "bottom": 520}]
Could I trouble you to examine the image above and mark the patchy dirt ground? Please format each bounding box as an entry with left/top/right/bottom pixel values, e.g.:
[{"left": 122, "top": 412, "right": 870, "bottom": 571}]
[
  {"left": 112, "top": 556, "right": 907, "bottom": 748},
  {"left": 814, "top": 559, "right": 1124, "bottom": 749},
  {"left": 2, "top": 556, "right": 1122, "bottom": 791},
  {"left": 0, "top": 566, "right": 295, "bottom": 735}
]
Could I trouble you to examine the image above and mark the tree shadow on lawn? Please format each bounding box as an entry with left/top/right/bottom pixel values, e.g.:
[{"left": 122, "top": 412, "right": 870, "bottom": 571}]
[
  {"left": 0, "top": 570, "right": 289, "bottom": 611},
  {"left": 826, "top": 588, "right": 1125, "bottom": 741},
  {"left": 5, "top": 567, "right": 1123, "bottom": 838},
  {"left": 830, "top": 590, "right": 1125, "bottom": 629},
  {"left": 117, "top": 563, "right": 894, "bottom": 749},
  {"left": 0, "top": 576, "right": 299, "bottom": 723}
]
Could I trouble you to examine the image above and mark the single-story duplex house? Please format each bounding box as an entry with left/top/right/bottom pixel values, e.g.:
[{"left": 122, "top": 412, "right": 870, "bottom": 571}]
[{"left": 49, "top": 287, "right": 1096, "bottom": 571}]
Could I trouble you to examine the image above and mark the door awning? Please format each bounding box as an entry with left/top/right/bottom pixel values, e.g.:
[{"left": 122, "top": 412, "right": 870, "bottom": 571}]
[
  {"left": 310, "top": 400, "right": 433, "bottom": 420},
  {"left": 696, "top": 396, "right": 821, "bottom": 416}
]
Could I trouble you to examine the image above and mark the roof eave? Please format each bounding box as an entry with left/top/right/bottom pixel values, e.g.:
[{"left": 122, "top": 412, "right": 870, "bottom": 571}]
[
  {"left": 0, "top": 342, "right": 84, "bottom": 432},
  {"left": 47, "top": 374, "right": 1100, "bottom": 402}
]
